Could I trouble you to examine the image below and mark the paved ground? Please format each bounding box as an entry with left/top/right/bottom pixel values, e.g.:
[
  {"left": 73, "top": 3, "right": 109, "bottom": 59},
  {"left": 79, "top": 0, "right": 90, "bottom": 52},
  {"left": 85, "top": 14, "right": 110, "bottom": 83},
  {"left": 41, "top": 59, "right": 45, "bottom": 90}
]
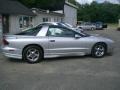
[{"left": 0, "top": 27, "right": 120, "bottom": 90}]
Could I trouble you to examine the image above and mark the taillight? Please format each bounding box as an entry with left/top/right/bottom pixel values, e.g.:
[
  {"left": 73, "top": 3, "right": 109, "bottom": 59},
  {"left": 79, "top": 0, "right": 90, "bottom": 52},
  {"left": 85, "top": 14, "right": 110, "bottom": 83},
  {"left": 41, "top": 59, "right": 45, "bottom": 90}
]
[{"left": 3, "top": 37, "right": 9, "bottom": 45}]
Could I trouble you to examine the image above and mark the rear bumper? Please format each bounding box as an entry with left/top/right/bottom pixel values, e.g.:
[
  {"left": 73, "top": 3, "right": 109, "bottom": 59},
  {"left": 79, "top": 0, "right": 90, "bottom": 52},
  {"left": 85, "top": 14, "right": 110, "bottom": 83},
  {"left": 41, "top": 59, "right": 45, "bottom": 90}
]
[
  {"left": 1, "top": 46, "right": 22, "bottom": 59},
  {"left": 3, "top": 52, "right": 22, "bottom": 59}
]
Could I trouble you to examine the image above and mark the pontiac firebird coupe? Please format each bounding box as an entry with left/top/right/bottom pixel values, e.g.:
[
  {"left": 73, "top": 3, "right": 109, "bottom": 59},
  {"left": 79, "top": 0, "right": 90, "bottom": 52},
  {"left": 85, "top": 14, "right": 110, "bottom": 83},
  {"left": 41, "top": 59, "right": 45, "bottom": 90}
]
[{"left": 2, "top": 22, "right": 114, "bottom": 63}]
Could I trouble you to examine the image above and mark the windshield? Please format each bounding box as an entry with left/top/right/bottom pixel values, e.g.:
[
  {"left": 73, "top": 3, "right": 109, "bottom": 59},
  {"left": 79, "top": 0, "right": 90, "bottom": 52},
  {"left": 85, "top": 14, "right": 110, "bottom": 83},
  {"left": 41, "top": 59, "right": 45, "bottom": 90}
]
[{"left": 72, "top": 28, "right": 90, "bottom": 37}]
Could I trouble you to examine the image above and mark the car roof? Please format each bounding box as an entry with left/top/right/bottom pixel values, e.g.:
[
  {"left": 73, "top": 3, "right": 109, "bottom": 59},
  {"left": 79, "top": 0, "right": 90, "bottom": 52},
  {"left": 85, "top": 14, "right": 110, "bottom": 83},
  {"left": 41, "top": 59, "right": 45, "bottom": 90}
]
[
  {"left": 36, "top": 22, "right": 59, "bottom": 26},
  {"left": 36, "top": 22, "right": 73, "bottom": 28}
]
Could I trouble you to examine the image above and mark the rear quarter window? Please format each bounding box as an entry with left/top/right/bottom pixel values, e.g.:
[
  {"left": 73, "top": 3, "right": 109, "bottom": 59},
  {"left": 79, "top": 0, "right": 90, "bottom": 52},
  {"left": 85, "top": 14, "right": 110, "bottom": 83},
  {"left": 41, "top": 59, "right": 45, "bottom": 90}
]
[{"left": 16, "top": 26, "right": 42, "bottom": 36}]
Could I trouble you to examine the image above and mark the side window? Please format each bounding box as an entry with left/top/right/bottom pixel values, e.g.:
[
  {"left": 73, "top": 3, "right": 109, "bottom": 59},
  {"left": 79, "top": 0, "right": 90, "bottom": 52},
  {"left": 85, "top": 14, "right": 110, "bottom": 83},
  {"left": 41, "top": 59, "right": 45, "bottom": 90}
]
[{"left": 47, "top": 27, "right": 75, "bottom": 37}]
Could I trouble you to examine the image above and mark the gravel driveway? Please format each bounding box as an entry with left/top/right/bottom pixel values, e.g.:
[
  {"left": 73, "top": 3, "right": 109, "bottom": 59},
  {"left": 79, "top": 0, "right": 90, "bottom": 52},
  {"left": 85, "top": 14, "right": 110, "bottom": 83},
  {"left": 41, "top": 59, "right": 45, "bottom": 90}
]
[{"left": 0, "top": 27, "right": 120, "bottom": 90}]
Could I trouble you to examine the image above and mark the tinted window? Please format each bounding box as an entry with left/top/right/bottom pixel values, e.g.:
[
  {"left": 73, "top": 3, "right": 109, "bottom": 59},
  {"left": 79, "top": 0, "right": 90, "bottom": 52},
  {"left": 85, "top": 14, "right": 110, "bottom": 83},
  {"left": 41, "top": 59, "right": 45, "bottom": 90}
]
[
  {"left": 16, "top": 26, "right": 42, "bottom": 36},
  {"left": 47, "top": 27, "right": 75, "bottom": 37}
]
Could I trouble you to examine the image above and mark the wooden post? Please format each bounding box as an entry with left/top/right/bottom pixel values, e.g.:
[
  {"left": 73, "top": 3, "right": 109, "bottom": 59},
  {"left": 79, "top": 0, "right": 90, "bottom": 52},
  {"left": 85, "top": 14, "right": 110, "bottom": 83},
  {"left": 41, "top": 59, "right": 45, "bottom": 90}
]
[
  {"left": 0, "top": 15, "right": 2, "bottom": 34},
  {"left": 0, "top": 14, "right": 3, "bottom": 44},
  {"left": 119, "top": 19, "right": 120, "bottom": 27}
]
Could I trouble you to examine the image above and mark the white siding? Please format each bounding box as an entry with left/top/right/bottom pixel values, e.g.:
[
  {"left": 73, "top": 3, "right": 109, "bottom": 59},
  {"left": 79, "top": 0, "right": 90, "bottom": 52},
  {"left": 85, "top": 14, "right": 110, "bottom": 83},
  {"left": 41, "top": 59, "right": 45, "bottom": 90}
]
[
  {"left": 64, "top": 4, "right": 77, "bottom": 26},
  {"left": 9, "top": 15, "right": 21, "bottom": 34},
  {"left": 33, "top": 13, "right": 63, "bottom": 26},
  {"left": 7, "top": 4, "right": 77, "bottom": 34},
  {"left": 8, "top": 14, "right": 63, "bottom": 34}
]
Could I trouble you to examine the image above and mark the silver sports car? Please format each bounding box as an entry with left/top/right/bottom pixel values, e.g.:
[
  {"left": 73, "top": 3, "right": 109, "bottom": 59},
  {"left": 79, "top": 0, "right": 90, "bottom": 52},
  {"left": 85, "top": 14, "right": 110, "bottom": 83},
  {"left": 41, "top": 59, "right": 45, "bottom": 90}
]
[{"left": 1, "top": 22, "right": 114, "bottom": 63}]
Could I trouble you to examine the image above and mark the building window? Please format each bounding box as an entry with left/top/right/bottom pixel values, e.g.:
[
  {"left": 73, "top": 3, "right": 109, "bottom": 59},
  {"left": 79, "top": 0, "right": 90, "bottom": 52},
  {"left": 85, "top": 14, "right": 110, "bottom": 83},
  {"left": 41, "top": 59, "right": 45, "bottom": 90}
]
[
  {"left": 19, "top": 16, "right": 33, "bottom": 29},
  {"left": 61, "top": 18, "right": 63, "bottom": 22},
  {"left": 43, "top": 18, "right": 48, "bottom": 22},
  {"left": 54, "top": 18, "right": 56, "bottom": 22},
  {"left": 54, "top": 17, "right": 58, "bottom": 22},
  {"left": 57, "top": 17, "right": 59, "bottom": 22}
]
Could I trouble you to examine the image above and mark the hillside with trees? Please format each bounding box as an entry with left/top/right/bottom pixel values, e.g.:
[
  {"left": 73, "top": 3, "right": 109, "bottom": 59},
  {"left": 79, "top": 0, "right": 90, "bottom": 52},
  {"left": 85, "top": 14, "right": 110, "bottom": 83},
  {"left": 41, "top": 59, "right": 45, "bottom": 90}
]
[{"left": 77, "top": 1, "right": 120, "bottom": 23}]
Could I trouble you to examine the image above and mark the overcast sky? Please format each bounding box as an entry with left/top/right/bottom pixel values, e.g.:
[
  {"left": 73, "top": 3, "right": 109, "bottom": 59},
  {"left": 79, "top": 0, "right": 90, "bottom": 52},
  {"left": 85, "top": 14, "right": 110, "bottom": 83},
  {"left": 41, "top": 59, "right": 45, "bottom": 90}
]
[{"left": 76, "top": 0, "right": 120, "bottom": 4}]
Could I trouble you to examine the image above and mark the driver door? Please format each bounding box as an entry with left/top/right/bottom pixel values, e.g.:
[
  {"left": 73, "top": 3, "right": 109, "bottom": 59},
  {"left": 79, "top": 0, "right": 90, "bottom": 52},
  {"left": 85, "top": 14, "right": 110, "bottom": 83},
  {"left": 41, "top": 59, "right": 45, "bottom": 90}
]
[{"left": 47, "top": 26, "right": 88, "bottom": 56}]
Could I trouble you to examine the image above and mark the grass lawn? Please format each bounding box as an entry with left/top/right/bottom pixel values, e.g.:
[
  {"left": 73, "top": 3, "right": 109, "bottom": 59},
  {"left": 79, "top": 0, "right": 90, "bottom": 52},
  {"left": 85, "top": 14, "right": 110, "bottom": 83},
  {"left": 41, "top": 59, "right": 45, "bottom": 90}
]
[{"left": 107, "top": 23, "right": 118, "bottom": 28}]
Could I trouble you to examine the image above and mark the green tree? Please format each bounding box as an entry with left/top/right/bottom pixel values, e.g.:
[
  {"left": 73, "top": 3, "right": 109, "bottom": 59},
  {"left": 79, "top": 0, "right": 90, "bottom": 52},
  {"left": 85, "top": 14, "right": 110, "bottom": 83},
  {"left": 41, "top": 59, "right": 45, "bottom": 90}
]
[
  {"left": 68, "top": 0, "right": 76, "bottom": 5},
  {"left": 18, "top": 0, "right": 35, "bottom": 7},
  {"left": 77, "top": 1, "right": 120, "bottom": 23}
]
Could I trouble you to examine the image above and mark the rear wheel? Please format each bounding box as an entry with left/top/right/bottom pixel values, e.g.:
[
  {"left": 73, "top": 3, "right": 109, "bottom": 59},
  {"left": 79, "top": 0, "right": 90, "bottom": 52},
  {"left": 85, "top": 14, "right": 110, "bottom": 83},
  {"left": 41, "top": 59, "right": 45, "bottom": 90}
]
[
  {"left": 23, "top": 46, "right": 43, "bottom": 63},
  {"left": 91, "top": 43, "right": 106, "bottom": 58}
]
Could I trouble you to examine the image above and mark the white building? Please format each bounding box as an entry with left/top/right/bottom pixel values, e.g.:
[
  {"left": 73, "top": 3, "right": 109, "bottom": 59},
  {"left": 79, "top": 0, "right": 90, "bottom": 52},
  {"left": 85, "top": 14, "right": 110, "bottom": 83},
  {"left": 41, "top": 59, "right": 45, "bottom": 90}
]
[
  {"left": 0, "top": 0, "right": 35, "bottom": 35},
  {"left": 64, "top": 2, "right": 78, "bottom": 27},
  {"left": 0, "top": 0, "right": 77, "bottom": 34},
  {"left": 32, "top": 9, "right": 64, "bottom": 26},
  {"left": 32, "top": 1, "right": 78, "bottom": 27}
]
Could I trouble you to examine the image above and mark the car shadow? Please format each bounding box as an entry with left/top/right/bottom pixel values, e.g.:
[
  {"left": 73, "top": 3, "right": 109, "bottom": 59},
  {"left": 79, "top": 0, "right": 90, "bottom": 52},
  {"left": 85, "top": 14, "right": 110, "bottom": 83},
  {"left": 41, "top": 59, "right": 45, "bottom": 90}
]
[
  {"left": 8, "top": 55, "right": 91, "bottom": 63},
  {"left": 8, "top": 58, "right": 25, "bottom": 63},
  {"left": 7, "top": 54, "right": 113, "bottom": 63},
  {"left": 44, "top": 55, "right": 91, "bottom": 62}
]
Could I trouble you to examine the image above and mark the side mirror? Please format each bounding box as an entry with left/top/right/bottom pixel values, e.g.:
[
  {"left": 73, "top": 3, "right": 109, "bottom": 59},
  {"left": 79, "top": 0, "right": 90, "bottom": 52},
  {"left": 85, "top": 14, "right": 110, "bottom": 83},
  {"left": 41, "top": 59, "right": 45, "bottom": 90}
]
[{"left": 75, "top": 34, "right": 81, "bottom": 39}]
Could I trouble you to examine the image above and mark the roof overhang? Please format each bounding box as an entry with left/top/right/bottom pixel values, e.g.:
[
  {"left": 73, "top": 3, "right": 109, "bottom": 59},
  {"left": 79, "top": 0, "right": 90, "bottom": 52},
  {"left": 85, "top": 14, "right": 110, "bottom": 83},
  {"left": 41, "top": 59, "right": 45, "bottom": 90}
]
[
  {"left": 0, "top": 0, "right": 35, "bottom": 16},
  {"left": 36, "top": 0, "right": 65, "bottom": 11}
]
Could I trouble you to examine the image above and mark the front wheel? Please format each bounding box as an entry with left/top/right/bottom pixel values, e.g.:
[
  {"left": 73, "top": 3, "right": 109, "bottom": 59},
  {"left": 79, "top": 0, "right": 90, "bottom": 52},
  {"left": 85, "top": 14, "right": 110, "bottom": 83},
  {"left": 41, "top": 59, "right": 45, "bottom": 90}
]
[
  {"left": 91, "top": 43, "right": 106, "bottom": 58},
  {"left": 23, "top": 46, "right": 43, "bottom": 63}
]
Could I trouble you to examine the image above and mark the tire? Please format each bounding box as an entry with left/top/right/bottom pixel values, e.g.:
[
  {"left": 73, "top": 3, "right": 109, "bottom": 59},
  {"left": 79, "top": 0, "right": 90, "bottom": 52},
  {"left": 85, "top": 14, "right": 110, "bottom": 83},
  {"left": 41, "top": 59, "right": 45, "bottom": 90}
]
[
  {"left": 23, "top": 46, "right": 43, "bottom": 63},
  {"left": 91, "top": 43, "right": 106, "bottom": 58}
]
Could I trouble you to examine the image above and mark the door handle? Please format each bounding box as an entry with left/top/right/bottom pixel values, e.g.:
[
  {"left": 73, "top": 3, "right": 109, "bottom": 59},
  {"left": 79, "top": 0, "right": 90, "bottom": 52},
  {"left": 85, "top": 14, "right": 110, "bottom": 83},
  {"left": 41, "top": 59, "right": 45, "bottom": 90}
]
[{"left": 49, "top": 40, "right": 55, "bottom": 42}]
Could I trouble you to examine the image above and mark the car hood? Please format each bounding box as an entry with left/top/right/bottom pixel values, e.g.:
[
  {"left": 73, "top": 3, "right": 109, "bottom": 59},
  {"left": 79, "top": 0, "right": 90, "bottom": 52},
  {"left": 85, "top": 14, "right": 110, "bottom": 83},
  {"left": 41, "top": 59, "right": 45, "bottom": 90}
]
[{"left": 88, "top": 35, "right": 114, "bottom": 43}]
